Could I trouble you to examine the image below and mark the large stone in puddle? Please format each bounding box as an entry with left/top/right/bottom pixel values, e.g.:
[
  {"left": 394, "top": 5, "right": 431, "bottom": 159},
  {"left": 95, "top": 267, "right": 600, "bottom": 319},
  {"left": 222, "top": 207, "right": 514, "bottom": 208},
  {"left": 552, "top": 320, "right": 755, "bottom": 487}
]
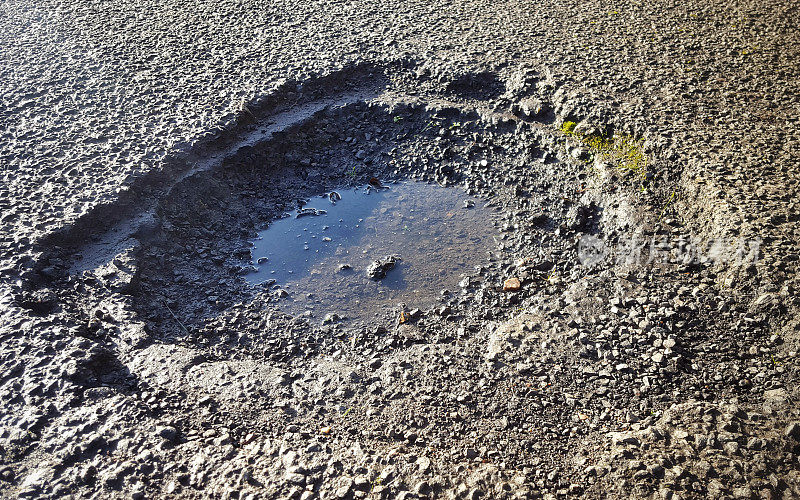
[{"left": 366, "top": 255, "right": 400, "bottom": 280}]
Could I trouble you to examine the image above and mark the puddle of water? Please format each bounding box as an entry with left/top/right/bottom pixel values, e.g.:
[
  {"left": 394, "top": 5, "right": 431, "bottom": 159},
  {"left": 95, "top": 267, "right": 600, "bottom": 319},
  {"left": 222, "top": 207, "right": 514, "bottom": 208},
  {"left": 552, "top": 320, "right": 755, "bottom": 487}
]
[{"left": 247, "top": 182, "right": 497, "bottom": 322}]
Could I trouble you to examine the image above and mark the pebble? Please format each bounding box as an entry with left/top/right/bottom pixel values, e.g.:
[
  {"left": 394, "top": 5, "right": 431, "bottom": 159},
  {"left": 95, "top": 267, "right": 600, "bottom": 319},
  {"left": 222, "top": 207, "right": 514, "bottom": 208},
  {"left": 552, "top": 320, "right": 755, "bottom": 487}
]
[
  {"left": 503, "top": 277, "right": 521, "bottom": 292},
  {"left": 785, "top": 422, "right": 800, "bottom": 441}
]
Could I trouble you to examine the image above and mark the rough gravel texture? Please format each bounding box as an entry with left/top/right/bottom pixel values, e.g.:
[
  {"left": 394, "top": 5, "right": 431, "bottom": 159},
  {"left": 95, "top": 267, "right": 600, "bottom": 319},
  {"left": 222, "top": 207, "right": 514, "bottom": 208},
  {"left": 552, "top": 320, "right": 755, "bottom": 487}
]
[{"left": 1, "top": 0, "right": 800, "bottom": 498}]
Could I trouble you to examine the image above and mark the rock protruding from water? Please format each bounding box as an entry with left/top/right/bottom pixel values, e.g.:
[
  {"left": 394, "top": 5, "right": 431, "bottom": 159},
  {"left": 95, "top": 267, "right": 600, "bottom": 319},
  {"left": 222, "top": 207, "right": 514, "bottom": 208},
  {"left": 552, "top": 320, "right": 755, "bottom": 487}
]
[{"left": 366, "top": 255, "right": 400, "bottom": 280}]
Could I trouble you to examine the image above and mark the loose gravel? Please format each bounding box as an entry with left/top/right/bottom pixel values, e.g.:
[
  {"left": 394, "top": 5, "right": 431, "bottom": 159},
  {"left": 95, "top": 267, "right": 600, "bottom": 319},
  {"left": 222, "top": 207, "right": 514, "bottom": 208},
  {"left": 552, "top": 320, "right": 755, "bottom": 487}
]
[{"left": 1, "top": 0, "right": 799, "bottom": 498}]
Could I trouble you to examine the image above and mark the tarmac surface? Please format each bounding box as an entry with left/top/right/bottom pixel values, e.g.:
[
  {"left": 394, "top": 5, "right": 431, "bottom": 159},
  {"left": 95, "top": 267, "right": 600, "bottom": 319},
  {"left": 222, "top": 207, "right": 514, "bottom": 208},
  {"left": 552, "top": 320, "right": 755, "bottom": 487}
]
[{"left": 1, "top": 0, "right": 799, "bottom": 498}]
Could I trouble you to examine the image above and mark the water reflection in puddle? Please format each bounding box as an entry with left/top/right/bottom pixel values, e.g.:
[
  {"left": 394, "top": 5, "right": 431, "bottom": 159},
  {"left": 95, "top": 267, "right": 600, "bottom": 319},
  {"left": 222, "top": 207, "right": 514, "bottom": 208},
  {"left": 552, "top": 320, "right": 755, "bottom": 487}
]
[{"left": 247, "top": 182, "right": 498, "bottom": 322}]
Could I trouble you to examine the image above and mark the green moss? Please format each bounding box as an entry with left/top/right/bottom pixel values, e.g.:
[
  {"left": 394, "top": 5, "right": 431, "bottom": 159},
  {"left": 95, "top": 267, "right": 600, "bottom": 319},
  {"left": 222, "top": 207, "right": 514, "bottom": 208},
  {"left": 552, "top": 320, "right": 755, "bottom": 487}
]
[
  {"left": 584, "top": 134, "right": 612, "bottom": 153},
  {"left": 580, "top": 133, "right": 648, "bottom": 181},
  {"left": 561, "top": 121, "right": 577, "bottom": 135},
  {"left": 560, "top": 120, "right": 649, "bottom": 184},
  {"left": 612, "top": 135, "right": 648, "bottom": 177}
]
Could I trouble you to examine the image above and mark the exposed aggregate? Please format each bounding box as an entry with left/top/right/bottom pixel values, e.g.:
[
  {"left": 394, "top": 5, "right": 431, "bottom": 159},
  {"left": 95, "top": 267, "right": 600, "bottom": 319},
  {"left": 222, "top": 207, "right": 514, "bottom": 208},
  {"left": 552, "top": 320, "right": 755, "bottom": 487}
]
[{"left": 1, "top": 0, "right": 799, "bottom": 498}]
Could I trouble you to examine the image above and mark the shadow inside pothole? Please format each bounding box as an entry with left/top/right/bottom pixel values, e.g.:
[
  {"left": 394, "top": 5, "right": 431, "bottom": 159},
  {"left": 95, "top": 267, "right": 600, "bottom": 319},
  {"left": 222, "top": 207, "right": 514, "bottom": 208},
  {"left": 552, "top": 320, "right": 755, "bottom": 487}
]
[{"left": 445, "top": 71, "right": 507, "bottom": 100}]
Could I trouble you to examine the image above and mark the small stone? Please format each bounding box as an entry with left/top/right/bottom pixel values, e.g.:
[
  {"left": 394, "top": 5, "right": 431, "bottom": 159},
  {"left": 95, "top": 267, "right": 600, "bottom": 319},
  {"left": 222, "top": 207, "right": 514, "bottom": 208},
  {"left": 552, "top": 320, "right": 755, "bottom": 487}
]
[
  {"left": 649, "top": 464, "right": 665, "bottom": 478},
  {"left": 353, "top": 476, "right": 370, "bottom": 491},
  {"left": 707, "top": 480, "right": 726, "bottom": 496},
  {"left": 0, "top": 468, "right": 14, "bottom": 482},
  {"left": 320, "top": 426, "right": 332, "bottom": 435},
  {"left": 157, "top": 426, "right": 178, "bottom": 442},
  {"left": 379, "top": 466, "right": 396, "bottom": 483},
  {"left": 511, "top": 97, "right": 549, "bottom": 120},
  {"left": 785, "top": 422, "right": 800, "bottom": 441},
  {"left": 334, "top": 477, "right": 353, "bottom": 498},
  {"left": 323, "top": 313, "right": 340, "bottom": 324},
  {"left": 503, "top": 278, "right": 521, "bottom": 292},
  {"left": 285, "top": 472, "right": 306, "bottom": 486},
  {"left": 673, "top": 429, "right": 689, "bottom": 440},
  {"left": 723, "top": 441, "right": 740, "bottom": 456},
  {"left": 693, "top": 460, "right": 715, "bottom": 479}
]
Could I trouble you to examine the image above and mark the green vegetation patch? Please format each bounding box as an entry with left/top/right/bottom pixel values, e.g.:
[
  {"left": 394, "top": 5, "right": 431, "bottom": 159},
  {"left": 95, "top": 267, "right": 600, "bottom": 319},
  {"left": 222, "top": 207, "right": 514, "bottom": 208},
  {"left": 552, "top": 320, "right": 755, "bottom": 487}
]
[
  {"left": 596, "top": 134, "right": 648, "bottom": 178},
  {"left": 561, "top": 120, "right": 577, "bottom": 135},
  {"left": 560, "top": 121, "right": 648, "bottom": 182}
]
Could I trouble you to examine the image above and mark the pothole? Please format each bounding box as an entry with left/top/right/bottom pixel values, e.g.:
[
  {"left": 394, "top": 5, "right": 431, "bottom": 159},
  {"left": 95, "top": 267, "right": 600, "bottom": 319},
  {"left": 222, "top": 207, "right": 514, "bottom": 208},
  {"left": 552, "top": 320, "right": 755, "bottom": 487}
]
[
  {"left": 121, "top": 93, "right": 625, "bottom": 356},
  {"left": 41, "top": 65, "right": 644, "bottom": 362},
  {"left": 245, "top": 181, "right": 498, "bottom": 322}
]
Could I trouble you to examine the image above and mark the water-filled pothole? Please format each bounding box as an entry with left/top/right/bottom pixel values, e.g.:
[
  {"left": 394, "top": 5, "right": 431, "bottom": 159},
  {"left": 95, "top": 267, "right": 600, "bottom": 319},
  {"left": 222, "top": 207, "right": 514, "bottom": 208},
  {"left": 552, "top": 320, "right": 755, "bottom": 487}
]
[
  {"left": 100, "top": 85, "right": 634, "bottom": 360},
  {"left": 247, "top": 181, "right": 497, "bottom": 322}
]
